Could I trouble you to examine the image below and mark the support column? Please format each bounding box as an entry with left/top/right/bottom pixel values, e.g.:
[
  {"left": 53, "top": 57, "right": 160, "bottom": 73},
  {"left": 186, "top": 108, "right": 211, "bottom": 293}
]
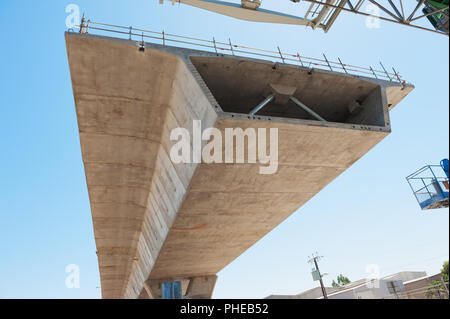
[
  {"left": 143, "top": 280, "right": 163, "bottom": 299},
  {"left": 142, "top": 275, "right": 218, "bottom": 299},
  {"left": 185, "top": 275, "right": 218, "bottom": 299},
  {"left": 162, "top": 281, "right": 183, "bottom": 299}
]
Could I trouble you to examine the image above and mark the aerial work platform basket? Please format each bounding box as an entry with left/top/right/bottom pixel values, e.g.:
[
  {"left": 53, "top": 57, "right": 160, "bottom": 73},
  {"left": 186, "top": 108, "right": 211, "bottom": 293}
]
[{"left": 406, "top": 159, "right": 449, "bottom": 210}]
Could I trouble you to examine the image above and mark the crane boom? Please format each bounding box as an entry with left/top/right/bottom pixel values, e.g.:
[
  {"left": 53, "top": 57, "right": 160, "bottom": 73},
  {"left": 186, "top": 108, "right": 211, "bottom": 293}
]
[
  {"left": 160, "top": 0, "right": 315, "bottom": 27},
  {"left": 160, "top": 0, "right": 449, "bottom": 35}
]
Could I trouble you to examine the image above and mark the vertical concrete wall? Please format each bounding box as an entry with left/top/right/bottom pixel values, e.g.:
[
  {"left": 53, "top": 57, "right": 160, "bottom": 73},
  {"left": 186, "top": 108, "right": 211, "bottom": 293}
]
[
  {"left": 346, "top": 86, "right": 390, "bottom": 128},
  {"left": 123, "top": 54, "right": 218, "bottom": 299},
  {"left": 66, "top": 33, "right": 219, "bottom": 298}
]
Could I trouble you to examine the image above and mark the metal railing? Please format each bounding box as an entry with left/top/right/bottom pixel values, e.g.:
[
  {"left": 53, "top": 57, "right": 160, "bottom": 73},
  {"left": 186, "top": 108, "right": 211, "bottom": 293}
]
[
  {"left": 71, "top": 17, "right": 405, "bottom": 84},
  {"left": 406, "top": 165, "right": 449, "bottom": 209}
]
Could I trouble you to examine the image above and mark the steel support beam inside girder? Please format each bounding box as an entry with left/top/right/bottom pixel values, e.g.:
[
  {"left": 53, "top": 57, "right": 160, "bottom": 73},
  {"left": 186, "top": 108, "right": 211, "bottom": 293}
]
[
  {"left": 290, "top": 97, "right": 327, "bottom": 122},
  {"left": 249, "top": 94, "right": 275, "bottom": 116}
]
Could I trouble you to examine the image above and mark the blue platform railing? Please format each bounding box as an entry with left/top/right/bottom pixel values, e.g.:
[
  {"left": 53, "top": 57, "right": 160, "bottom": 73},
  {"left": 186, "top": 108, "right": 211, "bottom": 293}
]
[{"left": 406, "top": 163, "right": 449, "bottom": 210}]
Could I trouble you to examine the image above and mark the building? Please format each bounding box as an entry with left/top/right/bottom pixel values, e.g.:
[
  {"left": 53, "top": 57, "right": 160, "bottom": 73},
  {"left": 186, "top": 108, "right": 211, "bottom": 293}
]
[
  {"left": 266, "top": 271, "right": 448, "bottom": 299},
  {"left": 402, "top": 273, "right": 447, "bottom": 299}
]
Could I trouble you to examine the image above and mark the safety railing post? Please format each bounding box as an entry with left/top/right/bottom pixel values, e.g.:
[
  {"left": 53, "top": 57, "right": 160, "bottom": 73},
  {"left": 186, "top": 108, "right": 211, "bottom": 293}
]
[
  {"left": 406, "top": 177, "right": 421, "bottom": 206},
  {"left": 430, "top": 166, "right": 440, "bottom": 183},
  {"left": 213, "top": 37, "right": 218, "bottom": 55},
  {"left": 422, "top": 178, "right": 433, "bottom": 201},
  {"left": 229, "top": 38, "right": 235, "bottom": 56},
  {"left": 338, "top": 57, "right": 348, "bottom": 74},
  {"left": 139, "top": 32, "right": 145, "bottom": 51},
  {"left": 380, "top": 62, "right": 392, "bottom": 81},
  {"left": 277, "top": 46, "right": 285, "bottom": 64},
  {"left": 323, "top": 53, "right": 333, "bottom": 71},
  {"left": 297, "top": 53, "right": 304, "bottom": 67},
  {"left": 392, "top": 67, "right": 404, "bottom": 86},
  {"left": 79, "top": 14, "right": 86, "bottom": 34},
  {"left": 370, "top": 67, "right": 379, "bottom": 79}
]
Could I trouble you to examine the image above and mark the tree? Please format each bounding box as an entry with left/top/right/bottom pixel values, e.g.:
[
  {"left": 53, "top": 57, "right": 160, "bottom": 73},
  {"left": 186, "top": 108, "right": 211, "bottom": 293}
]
[
  {"left": 332, "top": 274, "right": 351, "bottom": 288},
  {"left": 425, "top": 281, "right": 445, "bottom": 299},
  {"left": 441, "top": 261, "right": 449, "bottom": 284},
  {"left": 425, "top": 262, "right": 449, "bottom": 299},
  {"left": 441, "top": 261, "right": 449, "bottom": 292}
]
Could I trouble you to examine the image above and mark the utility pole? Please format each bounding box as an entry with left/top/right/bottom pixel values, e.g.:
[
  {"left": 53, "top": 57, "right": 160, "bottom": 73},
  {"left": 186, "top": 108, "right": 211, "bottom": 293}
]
[
  {"left": 389, "top": 281, "right": 399, "bottom": 299},
  {"left": 308, "top": 253, "right": 328, "bottom": 299}
]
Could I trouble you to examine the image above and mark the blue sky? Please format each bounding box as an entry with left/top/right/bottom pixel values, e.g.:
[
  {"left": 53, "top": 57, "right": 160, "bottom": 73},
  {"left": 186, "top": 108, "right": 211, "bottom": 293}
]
[{"left": 0, "top": 0, "right": 448, "bottom": 299}]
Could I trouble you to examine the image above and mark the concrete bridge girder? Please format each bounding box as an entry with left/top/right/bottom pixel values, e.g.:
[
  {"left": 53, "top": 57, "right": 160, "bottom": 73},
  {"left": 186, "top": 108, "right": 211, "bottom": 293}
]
[{"left": 65, "top": 32, "right": 413, "bottom": 299}]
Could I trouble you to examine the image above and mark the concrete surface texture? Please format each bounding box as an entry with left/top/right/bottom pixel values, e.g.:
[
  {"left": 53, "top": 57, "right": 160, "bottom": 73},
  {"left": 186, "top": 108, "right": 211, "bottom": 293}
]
[{"left": 65, "top": 32, "right": 414, "bottom": 299}]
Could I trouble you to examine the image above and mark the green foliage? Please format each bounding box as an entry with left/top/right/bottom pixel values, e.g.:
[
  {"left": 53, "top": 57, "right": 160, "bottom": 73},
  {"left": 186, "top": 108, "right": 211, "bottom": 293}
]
[
  {"left": 332, "top": 274, "right": 351, "bottom": 288},
  {"left": 424, "top": 262, "right": 449, "bottom": 299},
  {"left": 425, "top": 281, "right": 445, "bottom": 299},
  {"left": 441, "top": 261, "right": 449, "bottom": 283}
]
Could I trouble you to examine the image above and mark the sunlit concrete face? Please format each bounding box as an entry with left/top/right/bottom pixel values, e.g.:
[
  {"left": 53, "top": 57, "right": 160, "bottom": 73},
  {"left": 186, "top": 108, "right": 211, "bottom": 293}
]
[{"left": 65, "top": 32, "right": 413, "bottom": 299}]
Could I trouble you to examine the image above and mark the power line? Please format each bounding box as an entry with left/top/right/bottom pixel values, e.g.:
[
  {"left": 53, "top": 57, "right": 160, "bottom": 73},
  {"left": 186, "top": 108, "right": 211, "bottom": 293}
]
[{"left": 380, "top": 254, "right": 449, "bottom": 275}]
